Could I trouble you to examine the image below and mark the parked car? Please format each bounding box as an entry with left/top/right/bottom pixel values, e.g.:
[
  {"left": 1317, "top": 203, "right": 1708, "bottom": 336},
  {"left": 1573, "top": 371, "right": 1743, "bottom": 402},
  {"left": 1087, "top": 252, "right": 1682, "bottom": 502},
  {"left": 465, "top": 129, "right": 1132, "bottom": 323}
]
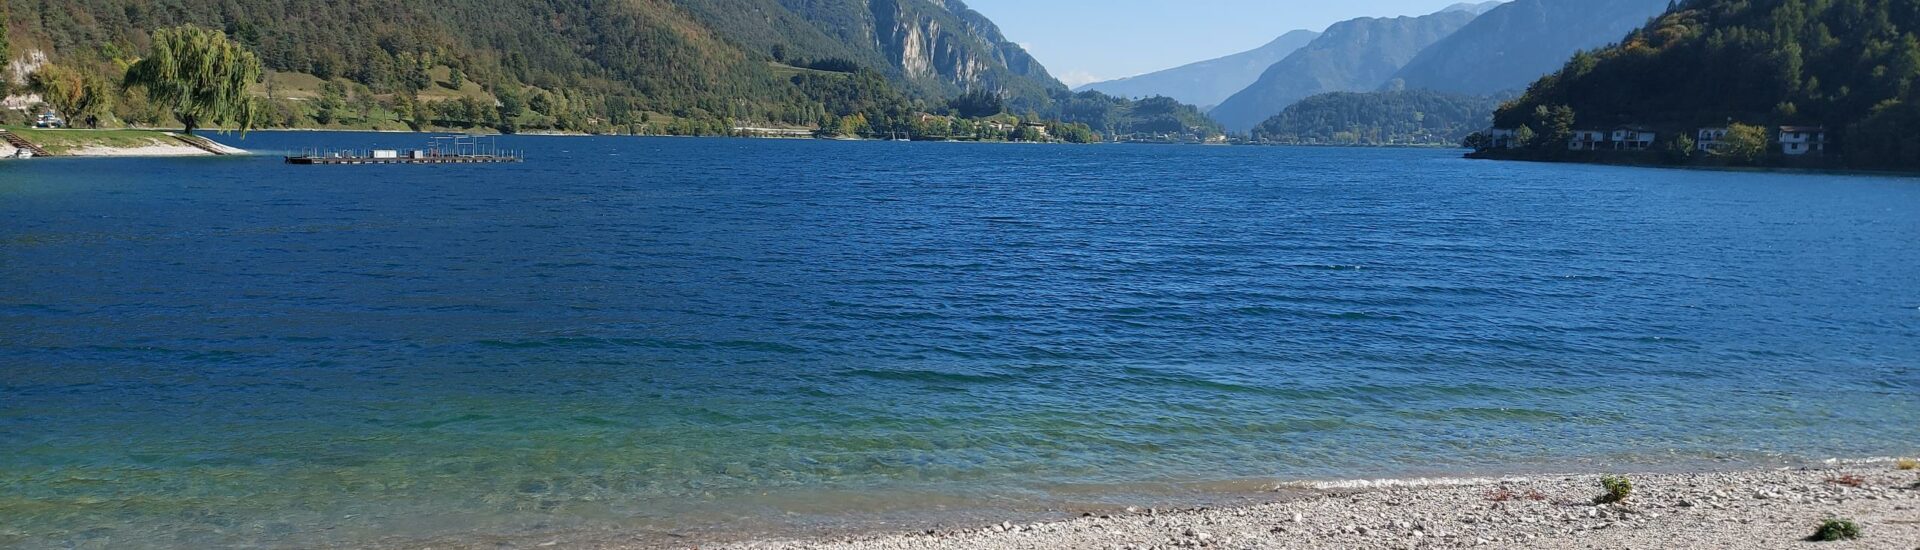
[{"left": 33, "top": 112, "right": 65, "bottom": 128}]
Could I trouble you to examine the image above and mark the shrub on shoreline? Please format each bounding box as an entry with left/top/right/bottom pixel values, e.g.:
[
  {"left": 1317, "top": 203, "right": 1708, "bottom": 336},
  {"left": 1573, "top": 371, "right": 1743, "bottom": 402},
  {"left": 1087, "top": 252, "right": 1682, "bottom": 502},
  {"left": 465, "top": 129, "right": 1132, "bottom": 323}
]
[
  {"left": 1594, "top": 475, "right": 1632, "bottom": 504},
  {"left": 1810, "top": 518, "right": 1861, "bottom": 541}
]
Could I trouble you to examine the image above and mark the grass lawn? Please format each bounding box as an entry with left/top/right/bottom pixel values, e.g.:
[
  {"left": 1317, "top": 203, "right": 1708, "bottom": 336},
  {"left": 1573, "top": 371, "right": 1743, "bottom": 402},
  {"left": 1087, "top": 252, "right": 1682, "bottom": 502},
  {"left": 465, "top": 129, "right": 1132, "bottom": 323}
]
[
  {"left": 768, "top": 62, "right": 854, "bottom": 79},
  {"left": 5, "top": 128, "right": 180, "bottom": 155}
]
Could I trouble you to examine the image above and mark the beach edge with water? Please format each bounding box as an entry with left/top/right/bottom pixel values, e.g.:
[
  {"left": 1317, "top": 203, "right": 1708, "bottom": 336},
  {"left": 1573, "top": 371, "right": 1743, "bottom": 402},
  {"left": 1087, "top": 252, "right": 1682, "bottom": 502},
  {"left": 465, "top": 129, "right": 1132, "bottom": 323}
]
[{"left": 696, "top": 460, "right": 1918, "bottom": 550}]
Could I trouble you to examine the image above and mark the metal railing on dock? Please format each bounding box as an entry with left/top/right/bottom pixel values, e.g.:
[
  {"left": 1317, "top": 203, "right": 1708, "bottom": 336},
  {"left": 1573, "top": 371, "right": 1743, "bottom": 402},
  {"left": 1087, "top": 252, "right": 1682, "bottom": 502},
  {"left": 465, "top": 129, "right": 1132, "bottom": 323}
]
[{"left": 284, "top": 135, "right": 523, "bottom": 165}]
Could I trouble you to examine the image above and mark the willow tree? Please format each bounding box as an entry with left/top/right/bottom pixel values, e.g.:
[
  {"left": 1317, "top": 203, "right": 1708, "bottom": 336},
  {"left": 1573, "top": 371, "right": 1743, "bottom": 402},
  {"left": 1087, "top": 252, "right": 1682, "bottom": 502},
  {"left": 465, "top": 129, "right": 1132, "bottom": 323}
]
[{"left": 123, "top": 26, "right": 263, "bottom": 135}]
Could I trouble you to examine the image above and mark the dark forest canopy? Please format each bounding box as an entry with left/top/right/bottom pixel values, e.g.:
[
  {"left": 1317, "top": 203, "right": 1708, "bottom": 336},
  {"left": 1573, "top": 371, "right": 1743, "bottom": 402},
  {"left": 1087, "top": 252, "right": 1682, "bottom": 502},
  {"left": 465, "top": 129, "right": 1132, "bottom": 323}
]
[
  {"left": 1254, "top": 90, "right": 1500, "bottom": 145},
  {"left": 1495, "top": 0, "right": 1920, "bottom": 168}
]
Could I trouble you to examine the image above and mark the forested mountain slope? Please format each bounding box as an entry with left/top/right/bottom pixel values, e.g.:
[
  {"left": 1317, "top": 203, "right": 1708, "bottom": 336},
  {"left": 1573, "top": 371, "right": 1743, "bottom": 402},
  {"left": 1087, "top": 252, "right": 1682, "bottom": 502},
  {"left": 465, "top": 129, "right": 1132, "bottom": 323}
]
[
  {"left": 1252, "top": 89, "right": 1500, "bottom": 145},
  {"left": 1493, "top": 0, "right": 1920, "bottom": 168},
  {"left": 1, "top": 0, "right": 1076, "bottom": 132}
]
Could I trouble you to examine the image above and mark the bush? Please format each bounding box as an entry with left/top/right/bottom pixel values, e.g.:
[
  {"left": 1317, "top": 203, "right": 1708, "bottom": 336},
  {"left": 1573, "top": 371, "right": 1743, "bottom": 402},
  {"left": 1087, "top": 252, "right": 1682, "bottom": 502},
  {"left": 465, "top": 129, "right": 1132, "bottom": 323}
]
[
  {"left": 1809, "top": 518, "right": 1861, "bottom": 541},
  {"left": 1897, "top": 458, "right": 1917, "bottom": 470},
  {"left": 1595, "top": 475, "right": 1632, "bottom": 504}
]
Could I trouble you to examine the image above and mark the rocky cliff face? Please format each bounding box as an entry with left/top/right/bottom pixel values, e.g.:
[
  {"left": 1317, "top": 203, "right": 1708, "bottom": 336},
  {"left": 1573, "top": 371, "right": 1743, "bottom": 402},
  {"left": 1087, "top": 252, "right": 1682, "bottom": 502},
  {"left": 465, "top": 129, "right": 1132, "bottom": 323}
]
[
  {"left": 867, "top": 0, "right": 1060, "bottom": 95},
  {"left": 757, "top": 0, "right": 1059, "bottom": 104}
]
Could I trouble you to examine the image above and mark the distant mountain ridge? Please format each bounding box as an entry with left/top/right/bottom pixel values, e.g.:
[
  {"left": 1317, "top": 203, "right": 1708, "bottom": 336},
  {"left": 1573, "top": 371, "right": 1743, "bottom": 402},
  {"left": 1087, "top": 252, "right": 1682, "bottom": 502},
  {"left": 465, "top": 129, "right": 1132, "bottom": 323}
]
[
  {"left": 1388, "top": 0, "right": 1673, "bottom": 96},
  {"left": 1208, "top": 7, "right": 1483, "bottom": 132},
  {"left": 1075, "top": 29, "right": 1320, "bottom": 110},
  {"left": 1440, "top": 1, "right": 1510, "bottom": 14}
]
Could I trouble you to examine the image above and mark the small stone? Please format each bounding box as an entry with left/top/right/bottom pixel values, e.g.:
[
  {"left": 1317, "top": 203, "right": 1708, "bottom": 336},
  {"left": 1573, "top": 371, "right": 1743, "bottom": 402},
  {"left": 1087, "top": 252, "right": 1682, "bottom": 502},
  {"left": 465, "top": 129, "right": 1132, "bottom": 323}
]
[{"left": 1291, "top": 512, "right": 1303, "bottom": 523}]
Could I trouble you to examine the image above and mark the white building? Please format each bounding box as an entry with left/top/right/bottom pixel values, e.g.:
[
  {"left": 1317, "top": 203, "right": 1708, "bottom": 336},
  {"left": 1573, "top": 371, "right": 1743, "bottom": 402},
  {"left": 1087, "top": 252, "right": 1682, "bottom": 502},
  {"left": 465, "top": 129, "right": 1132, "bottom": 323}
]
[
  {"left": 1610, "top": 127, "right": 1656, "bottom": 151},
  {"left": 1697, "top": 127, "right": 1730, "bottom": 152},
  {"left": 1569, "top": 130, "right": 1607, "bottom": 151},
  {"left": 1779, "top": 126, "right": 1826, "bottom": 156},
  {"left": 1488, "top": 128, "right": 1520, "bottom": 149}
]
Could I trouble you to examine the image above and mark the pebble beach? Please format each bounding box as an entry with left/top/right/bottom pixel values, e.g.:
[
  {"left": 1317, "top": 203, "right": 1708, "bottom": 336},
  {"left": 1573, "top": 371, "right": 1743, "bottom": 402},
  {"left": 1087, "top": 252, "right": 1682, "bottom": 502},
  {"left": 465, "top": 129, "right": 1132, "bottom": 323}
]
[{"left": 708, "top": 462, "right": 1919, "bottom": 550}]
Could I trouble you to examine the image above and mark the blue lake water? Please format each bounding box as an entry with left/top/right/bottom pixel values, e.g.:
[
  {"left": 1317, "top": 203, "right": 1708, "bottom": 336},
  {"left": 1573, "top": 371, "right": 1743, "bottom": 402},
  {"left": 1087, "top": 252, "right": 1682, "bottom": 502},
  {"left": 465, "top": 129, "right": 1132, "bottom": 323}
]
[{"left": 2, "top": 133, "right": 1917, "bottom": 548}]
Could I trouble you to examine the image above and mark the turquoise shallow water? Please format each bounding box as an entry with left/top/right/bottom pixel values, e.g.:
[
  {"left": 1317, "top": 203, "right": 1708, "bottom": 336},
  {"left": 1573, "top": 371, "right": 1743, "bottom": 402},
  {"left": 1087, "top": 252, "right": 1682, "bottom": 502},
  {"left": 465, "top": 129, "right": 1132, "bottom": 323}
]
[{"left": 1, "top": 134, "right": 1917, "bottom": 548}]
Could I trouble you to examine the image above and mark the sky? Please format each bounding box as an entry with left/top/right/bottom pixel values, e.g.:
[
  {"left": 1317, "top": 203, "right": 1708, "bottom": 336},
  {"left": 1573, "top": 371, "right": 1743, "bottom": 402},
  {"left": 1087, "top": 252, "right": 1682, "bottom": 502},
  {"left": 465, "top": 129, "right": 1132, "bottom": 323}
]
[{"left": 963, "top": 0, "right": 1489, "bottom": 87}]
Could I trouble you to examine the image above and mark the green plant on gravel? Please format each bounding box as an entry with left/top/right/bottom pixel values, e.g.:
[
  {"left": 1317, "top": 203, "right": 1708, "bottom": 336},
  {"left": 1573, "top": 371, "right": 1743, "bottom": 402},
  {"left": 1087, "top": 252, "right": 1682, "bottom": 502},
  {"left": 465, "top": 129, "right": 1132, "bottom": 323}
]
[
  {"left": 1897, "top": 458, "right": 1918, "bottom": 470},
  {"left": 1593, "top": 475, "right": 1633, "bottom": 504},
  {"left": 1809, "top": 518, "right": 1861, "bottom": 541}
]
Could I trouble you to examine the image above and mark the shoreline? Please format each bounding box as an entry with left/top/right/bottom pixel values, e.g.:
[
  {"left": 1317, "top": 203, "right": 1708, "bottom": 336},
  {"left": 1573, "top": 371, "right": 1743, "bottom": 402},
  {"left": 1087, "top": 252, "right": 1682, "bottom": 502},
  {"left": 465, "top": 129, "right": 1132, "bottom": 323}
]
[
  {"left": 696, "top": 460, "right": 1918, "bottom": 550},
  {"left": 1463, "top": 149, "right": 1920, "bottom": 179},
  {"left": 2, "top": 128, "right": 248, "bottom": 158}
]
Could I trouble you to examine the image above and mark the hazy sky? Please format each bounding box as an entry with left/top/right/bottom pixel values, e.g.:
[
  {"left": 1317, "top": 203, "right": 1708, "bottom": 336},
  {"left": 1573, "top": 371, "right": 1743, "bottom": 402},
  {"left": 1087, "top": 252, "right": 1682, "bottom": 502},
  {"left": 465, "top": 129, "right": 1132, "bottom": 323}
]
[{"left": 964, "top": 0, "right": 1488, "bottom": 87}]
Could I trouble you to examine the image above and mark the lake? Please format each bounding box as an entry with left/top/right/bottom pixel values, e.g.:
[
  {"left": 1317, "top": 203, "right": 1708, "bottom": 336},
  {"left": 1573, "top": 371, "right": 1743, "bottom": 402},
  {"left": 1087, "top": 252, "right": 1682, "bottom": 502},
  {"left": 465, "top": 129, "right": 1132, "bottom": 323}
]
[{"left": 2, "top": 133, "right": 1916, "bottom": 548}]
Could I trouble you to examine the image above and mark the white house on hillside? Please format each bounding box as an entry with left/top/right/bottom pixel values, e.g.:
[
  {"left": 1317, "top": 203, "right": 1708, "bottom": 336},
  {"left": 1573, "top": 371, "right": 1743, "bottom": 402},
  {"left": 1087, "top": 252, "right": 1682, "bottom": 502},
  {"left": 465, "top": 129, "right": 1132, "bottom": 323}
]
[
  {"left": 1697, "top": 128, "right": 1730, "bottom": 152},
  {"left": 1569, "top": 130, "right": 1607, "bottom": 151},
  {"left": 1779, "top": 126, "right": 1826, "bottom": 156},
  {"left": 1488, "top": 128, "right": 1520, "bottom": 149},
  {"left": 1610, "top": 127, "right": 1656, "bottom": 151}
]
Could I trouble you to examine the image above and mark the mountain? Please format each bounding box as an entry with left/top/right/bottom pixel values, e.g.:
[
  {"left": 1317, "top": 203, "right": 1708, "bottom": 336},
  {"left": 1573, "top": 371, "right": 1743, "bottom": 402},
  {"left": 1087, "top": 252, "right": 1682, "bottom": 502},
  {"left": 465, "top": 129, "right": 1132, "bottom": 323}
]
[
  {"left": 1439, "top": 1, "right": 1511, "bottom": 14},
  {"left": 1251, "top": 90, "right": 1500, "bottom": 145},
  {"left": 1389, "top": 0, "right": 1673, "bottom": 96},
  {"left": 1, "top": 0, "right": 1064, "bottom": 130},
  {"left": 1075, "top": 30, "right": 1320, "bottom": 110},
  {"left": 754, "top": 0, "right": 1065, "bottom": 101},
  {"left": 1492, "top": 0, "right": 1920, "bottom": 169},
  {"left": 1207, "top": 8, "right": 1483, "bottom": 132}
]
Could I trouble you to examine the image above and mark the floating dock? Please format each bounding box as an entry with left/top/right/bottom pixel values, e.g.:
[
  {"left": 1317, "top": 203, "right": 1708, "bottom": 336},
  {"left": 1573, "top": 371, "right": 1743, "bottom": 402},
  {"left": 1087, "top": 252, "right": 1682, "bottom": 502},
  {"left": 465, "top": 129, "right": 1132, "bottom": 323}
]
[
  {"left": 285, "top": 154, "right": 521, "bottom": 165},
  {"left": 285, "top": 135, "right": 523, "bottom": 165}
]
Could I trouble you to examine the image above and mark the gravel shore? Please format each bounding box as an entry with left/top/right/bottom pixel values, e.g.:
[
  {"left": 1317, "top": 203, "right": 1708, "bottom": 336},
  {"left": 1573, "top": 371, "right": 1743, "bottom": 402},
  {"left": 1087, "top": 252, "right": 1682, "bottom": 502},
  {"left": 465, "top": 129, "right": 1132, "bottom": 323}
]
[{"left": 713, "top": 462, "right": 1919, "bottom": 550}]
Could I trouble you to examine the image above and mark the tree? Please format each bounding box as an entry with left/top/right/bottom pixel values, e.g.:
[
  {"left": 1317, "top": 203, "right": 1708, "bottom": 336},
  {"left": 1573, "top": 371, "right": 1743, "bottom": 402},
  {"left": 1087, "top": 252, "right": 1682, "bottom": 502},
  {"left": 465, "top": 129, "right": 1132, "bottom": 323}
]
[
  {"left": 497, "top": 86, "right": 526, "bottom": 121},
  {"left": 949, "top": 89, "right": 1005, "bottom": 118},
  {"left": 1664, "top": 133, "right": 1696, "bottom": 162},
  {"left": 447, "top": 67, "right": 466, "bottom": 89},
  {"left": 30, "top": 65, "right": 114, "bottom": 127},
  {"left": 1514, "top": 124, "right": 1537, "bottom": 148},
  {"left": 1718, "top": 123, "right": 1769, "bottom": 164},
  {"left": 1462, "top": 131, "right": 1493, "bottom": 151},
  {"left": 0, "top": 0, "right": 11, "bottom": 97},
  {"left": 122, "top": 26, "right": 264, "bottom": 135},
  {"left": 1533, "top": 105, "right": 1576, "bottom": 148}
]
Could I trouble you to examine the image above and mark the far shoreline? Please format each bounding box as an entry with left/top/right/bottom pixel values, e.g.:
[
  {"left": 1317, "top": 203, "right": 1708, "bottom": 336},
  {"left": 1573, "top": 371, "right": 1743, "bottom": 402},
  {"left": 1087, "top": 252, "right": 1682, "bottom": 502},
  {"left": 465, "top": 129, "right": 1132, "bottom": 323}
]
[{"left": 1464, "top": 149, "right": 1920, "bottom": 179}]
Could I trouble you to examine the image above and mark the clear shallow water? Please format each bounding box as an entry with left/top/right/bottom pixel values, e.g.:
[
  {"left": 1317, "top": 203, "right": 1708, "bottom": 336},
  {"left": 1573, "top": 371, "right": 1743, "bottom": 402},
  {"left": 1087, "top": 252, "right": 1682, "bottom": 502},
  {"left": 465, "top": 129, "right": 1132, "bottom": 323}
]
[{"left": 2, "top": 134, "right": 1917, "bottom": 548}]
